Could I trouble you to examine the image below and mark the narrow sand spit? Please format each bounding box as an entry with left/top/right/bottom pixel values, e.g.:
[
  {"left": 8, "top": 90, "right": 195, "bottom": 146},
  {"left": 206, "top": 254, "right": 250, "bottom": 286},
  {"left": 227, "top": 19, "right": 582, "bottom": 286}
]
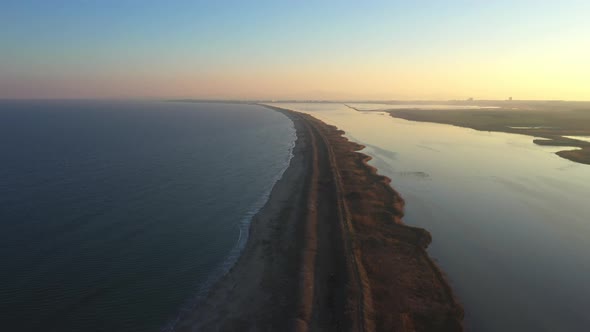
[{"left": 174, "top": 106, "right": 463, "bottom": 332}]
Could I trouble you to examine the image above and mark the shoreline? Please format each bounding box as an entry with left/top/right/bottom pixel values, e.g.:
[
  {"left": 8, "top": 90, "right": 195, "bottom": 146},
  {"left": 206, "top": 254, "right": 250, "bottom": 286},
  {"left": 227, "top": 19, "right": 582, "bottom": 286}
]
[
  {"left": 173, "top": 105, "right": 463, "bottom": 331},
  {"left": 173, "top": 106, "right": 313, "bottom": 331},
  {"left": 162, "top": 119, "right": 296, "bottom": 332}
]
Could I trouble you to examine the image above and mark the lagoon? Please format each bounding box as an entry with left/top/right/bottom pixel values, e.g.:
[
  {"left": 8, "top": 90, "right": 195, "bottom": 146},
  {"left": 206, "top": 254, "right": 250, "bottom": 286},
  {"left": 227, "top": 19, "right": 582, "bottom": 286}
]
[{"left": 272, "top": 102, "right": 590, "bottom": 332}]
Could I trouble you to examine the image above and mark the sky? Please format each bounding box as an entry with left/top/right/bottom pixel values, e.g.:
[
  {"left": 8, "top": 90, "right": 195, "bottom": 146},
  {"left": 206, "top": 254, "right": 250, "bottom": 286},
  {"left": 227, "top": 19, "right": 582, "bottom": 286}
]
[{"left": 1, "top": 1, "right": 589, "bottom": 100}]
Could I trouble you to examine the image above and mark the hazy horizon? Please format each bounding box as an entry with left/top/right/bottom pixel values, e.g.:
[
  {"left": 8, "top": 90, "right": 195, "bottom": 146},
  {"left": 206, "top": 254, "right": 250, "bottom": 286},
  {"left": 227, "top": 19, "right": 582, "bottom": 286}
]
[{"left": 2, "top": 1, "right": 589, "bottom": 100}]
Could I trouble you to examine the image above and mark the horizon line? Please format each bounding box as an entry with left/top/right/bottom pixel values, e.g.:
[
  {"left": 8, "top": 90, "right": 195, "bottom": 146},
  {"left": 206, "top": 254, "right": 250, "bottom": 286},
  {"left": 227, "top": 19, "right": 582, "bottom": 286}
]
[{"left": 2, "top": 98, "right": 590, "bottom": 103}]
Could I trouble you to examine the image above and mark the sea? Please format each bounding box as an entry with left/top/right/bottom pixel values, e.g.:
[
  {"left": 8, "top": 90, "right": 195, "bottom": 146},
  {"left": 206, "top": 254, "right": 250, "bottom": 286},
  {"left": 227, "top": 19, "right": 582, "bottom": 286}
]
[{"left": 0, "top": 100, "right": 295, "bottom": 332}]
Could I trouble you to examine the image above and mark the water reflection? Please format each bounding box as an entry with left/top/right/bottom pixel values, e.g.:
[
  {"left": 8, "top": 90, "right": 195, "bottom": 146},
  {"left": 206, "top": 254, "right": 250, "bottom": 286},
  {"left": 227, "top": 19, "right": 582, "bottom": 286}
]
[
  {"left": 270, "top": 103, "right": 590, "bottom": 332},
  {"left": 349, "top": 103, "right": 500, "bottom": 111},
  {"left": 563, "top": 135, "right": 590, "bottom": 143}
]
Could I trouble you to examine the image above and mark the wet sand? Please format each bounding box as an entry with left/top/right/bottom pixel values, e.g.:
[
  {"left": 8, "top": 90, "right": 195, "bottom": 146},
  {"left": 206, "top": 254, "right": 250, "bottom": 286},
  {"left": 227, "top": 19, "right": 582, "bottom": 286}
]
[{"left": 174, "top": 106, "right": 462, "bottom": 331}]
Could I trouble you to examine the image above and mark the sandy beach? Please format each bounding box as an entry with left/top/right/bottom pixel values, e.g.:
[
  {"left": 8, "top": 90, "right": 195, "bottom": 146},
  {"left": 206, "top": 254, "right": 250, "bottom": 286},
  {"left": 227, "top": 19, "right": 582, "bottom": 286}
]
[{"left": 174, "top": 106, "right": 463, "bottom": 331}]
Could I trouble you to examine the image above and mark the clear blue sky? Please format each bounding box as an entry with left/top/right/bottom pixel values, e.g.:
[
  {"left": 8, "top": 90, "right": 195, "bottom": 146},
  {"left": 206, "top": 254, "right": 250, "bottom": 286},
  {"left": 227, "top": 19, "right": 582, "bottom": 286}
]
[{"left": 1, "top": 1, "right": 589, "bottom": 99}]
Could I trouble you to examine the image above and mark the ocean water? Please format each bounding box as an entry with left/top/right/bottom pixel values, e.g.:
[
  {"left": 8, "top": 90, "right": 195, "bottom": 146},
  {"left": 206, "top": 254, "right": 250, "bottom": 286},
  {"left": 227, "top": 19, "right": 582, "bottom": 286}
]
[
  {"left": 0, "top": 101, "right": 295, "bottom": 332},
  {"left": 273, "top": 103, "right": 590, "bottom": 332}
]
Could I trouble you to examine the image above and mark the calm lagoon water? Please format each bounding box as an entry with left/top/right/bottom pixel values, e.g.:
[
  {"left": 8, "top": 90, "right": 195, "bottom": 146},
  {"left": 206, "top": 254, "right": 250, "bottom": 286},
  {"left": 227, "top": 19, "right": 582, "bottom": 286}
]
[
  {"left": 349, "top": 103, "right": 499, "bottom": 111},
  {"left": 0, "top": 101, "right": 295, "bottom": 332},
  {"left": 272, "top": 102, "right": 590, "bottom": 332}
]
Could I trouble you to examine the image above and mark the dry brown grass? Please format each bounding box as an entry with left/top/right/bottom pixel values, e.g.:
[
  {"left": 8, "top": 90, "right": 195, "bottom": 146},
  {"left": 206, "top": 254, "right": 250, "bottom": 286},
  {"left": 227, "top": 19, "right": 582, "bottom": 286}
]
[{"left": 303, "top": 113, "right": 464, "bottom": 331}]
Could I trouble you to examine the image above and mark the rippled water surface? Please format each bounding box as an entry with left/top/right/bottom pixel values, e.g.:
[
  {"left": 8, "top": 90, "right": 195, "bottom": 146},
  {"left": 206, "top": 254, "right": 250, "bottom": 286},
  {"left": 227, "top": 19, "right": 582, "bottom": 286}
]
[
  {"left": 272, "top": 102, "right": 590, "bottom": 332},
  {"left": 0, "top": 101, "right": 295, "bottom": 332}
]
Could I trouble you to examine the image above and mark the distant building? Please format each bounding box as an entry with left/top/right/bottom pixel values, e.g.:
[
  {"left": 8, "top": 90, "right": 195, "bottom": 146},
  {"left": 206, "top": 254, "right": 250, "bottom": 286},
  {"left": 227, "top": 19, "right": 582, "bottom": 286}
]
[
  {"left": 508, "top": 97, "right": 513, "bottom": 101},
  {"left": 467, "top": 97, "right": 474, "bottom": 101}
]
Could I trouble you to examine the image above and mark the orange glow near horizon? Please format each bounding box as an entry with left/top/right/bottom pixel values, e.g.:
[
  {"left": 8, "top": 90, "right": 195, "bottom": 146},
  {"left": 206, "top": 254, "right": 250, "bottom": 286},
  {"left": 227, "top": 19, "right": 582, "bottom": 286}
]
[{"left": 2, "top": 2, "right": 589, "bottom": 100}]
